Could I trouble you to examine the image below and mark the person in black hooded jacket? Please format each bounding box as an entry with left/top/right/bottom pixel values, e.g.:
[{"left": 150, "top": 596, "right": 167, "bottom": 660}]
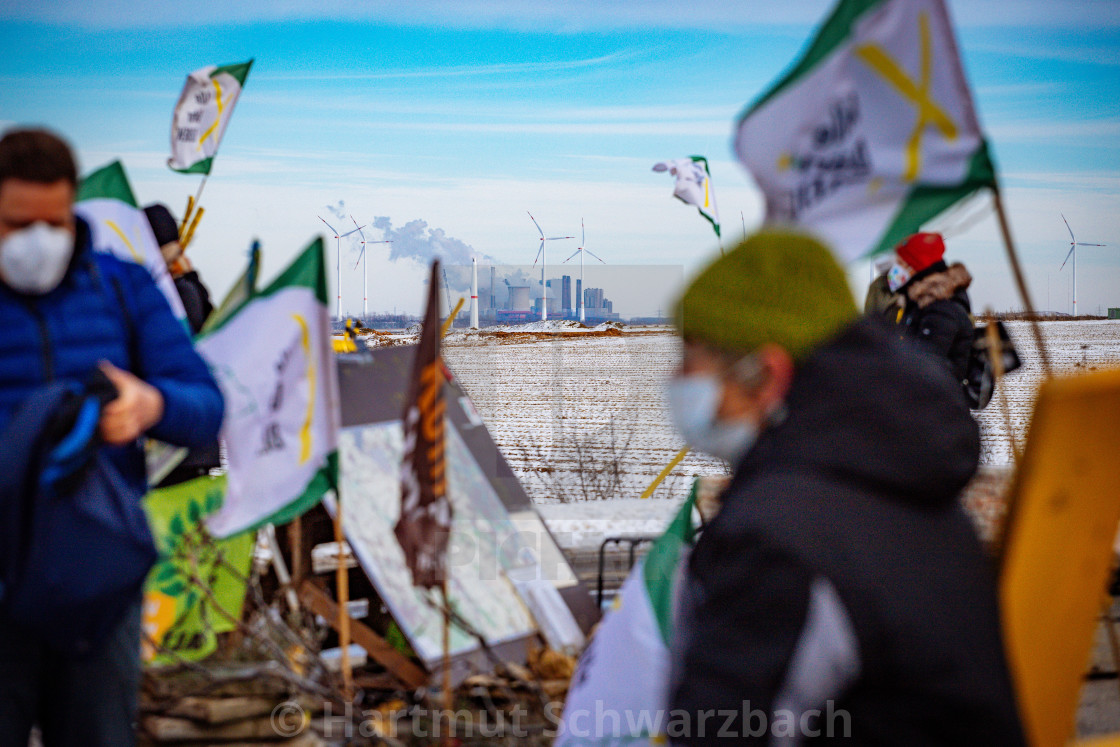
[
  {"left": 889, "top": 232, "right": 975, "bottom": 386},
  {"left": 667, "top": 231, "right": 1024, "bottom": 745}
]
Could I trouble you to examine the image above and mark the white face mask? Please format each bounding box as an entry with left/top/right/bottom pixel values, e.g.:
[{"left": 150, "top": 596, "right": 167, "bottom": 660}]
[
  {"left": 0, "top": 222, "right": 74, "bottom": 295},
  {"left": 667, "top": 374, "right": 759, "bottom": 464}
]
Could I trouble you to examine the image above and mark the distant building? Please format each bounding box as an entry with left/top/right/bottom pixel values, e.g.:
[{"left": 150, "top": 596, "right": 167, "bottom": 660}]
[{"left": 562, "top": 275, "right": 572, "bottom": 313}]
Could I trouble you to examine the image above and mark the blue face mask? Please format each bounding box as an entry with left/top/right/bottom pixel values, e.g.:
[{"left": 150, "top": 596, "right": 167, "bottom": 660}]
[{"left": 666, "top": 374, "right": 759, "bottom": 464}]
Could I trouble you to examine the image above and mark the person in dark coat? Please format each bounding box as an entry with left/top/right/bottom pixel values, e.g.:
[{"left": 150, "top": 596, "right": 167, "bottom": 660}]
[
  {"left": 667, "top": 231, "right": 1024, "bottom": 745},
  {"left": 143, "top": 202, "right": 213, "bottom": 334},
  {"left": 0, "top": 129, "right": 224, "bottom": 745},
  {"left": 143, "top": 202, "right": 221, "bottom": 486},
  {"left": 889, "top": 232, "right": 975, "bottom": 385}
]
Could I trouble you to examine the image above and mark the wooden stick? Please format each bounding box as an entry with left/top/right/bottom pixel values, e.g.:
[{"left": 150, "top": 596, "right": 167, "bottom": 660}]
[
  {"left": 640, "top": 446, "right": 689, "bottom": 499},
  {"left": 440, "top": 297, "right": 465, "bottom": 338},
  {"left": 288, "top": 516, "right": 304, "bottom": 590},
  {"left": 181, "top": 206, "right": 205, "bottom": 250},
  {"left": 298, "top": 581, "right": 428, "bottom": 691},
  {"left": 991, "top": 185, "right": 1052, "bottom": 377},
  {"left": 441, "top": 580, "right": 453, "bottom": 746},
  {"left": 180, "top": 195, "right": 195, "bottom": 240},
  {"left": 332, "top": 499, "right": 353, "bottom": 700}
]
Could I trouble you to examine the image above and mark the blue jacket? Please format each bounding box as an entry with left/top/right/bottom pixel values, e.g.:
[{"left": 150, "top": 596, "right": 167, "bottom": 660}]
[{"left": 0, "top": 216, "right": 224, "bottom": 495}]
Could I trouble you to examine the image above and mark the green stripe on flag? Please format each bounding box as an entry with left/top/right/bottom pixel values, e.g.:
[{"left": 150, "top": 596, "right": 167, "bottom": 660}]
[
  {"left": 868, "top": 140, "right": 997, "bottom": 257},
  {"left": 739, "top": 0, "right": 886, "bottom": 120},
  {"left": 212, "top": 59, "right": 253, "bottom": 86},
  {"left": 169, "top": 157, "right": 214, "bottom": 175},
  {"left": 643, "top": 483, "right": 698, "bottom": 646},
  {"left": 232, "top": 451, "right": 338, "bottom": 536},
  {"left": 199, "top": 237, "right": 328, "bottom": 338},
  {"left": 76, "top": 161, "right": 138, "bottom": 206}
]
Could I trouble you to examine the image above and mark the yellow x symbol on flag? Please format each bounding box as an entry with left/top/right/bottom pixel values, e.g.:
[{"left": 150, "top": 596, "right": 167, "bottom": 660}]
[
  {"left": 855, "top": 11, "right": 958, "bottom": 182},
  {"left": 196, "top": 77, "right": 230, "bottom": 152}
]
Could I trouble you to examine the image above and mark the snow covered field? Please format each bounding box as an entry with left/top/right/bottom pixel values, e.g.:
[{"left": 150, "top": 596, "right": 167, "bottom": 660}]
[{"left": 440, "top": 320, "right": 1120, "bottom": 549}]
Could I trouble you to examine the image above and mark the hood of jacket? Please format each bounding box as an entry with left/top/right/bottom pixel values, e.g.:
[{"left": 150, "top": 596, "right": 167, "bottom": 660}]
[
  {"left": 735, "top": 316, "right": 979, "bottom": 509},
  {"left": 907, "top": 262, "right": 972, "bottom": 310}
]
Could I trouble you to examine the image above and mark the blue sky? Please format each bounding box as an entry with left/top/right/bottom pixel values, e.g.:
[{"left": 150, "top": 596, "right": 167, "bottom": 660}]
[{"left": 2, "top": 0, "right": 1119, "bottom": 318}]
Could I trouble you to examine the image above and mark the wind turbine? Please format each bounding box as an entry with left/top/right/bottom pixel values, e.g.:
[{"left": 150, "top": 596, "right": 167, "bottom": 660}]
[
  {"left": 318, "top": 215, "right": 364, "bottom": 319},
  {"left": 349, "top": 215, "right": 391, "bottom": 321},
  {"left": 1059, "top": 213, "right": 1107, "bottom": 317},
  {"left": 562, "top": 218, "right": 605, "bottom": 323},
  {"left": 528, "top": 211, "right": 574, "bottom": 322}
]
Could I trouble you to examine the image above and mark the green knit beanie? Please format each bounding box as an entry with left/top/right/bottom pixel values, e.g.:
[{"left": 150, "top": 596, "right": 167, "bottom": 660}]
[{"left": 674, "top": 230, "right": 857, "bottom": 360}]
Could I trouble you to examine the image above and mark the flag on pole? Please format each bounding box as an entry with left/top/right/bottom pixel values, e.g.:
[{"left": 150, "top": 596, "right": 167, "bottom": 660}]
[
  {"left": 734, "top": 0, "right": 994, "bottom": 262},
  {"left": 652, "top": 156, "right": 721, "bottom": 238},
  {"left": 394, "top": 260, "right": 453, "bottom": 589},
  {"left": 75, "top": 161, "right": 187, "bottom": 321},
  {"left": 199, "top": 238, "right": 340, "bottom": 538},
  {"left": 168, "top": 59, "right": 253, "bottom": 175},
  {"left": 201, "top": 240, "right": 260, "bottom": 334}
]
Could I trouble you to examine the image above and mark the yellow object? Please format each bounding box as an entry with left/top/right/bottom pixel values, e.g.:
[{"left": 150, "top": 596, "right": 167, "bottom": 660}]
[
  {"left": 640, "top": 447, "right": 689, "bottom": 499},
  {"left": 181, "top": 206, "right": 204, "bottom": 249},
  {"left": 440, "top": 297, "right": 465, "bottom": 338},
  {"left": 179, "top": 195, "right": 194, "bottom": 239},
  {"left": 332, "top": 334, "right": 357, "bottom": 353},
  {"left": 999, "top": 367, "right": 1120, "bottom": 747}
]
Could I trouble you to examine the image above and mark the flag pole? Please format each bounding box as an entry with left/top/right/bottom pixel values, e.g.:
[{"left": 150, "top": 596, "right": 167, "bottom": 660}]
[
  {"left": 332, "top": 495, "right": 353, "bottom": 700},
  {"left": 441, "top": 580, "right": 452, "bottom": 745},
  {"left": 991, "top": 185, "right": 1052, "bottom": 377}
]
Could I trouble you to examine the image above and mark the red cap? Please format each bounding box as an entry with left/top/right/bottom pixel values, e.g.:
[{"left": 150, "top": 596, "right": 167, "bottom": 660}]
[{"left": 895, "top": 233, "right": 945, "bottom": 275}]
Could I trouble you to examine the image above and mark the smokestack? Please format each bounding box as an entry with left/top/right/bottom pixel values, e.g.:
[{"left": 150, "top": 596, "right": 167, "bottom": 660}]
[{"left": 470, "top": 257, "right": 479, "bottom": 329}]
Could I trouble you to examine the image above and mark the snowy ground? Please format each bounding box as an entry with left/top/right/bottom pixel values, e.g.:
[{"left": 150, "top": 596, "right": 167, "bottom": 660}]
[{"left": 442, "top": 320, "right": 1120, "bottom": 551}]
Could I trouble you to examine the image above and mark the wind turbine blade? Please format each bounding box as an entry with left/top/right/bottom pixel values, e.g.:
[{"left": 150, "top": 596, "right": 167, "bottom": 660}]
[
  {"left": 527, "top": 211, "right": 545, "bottom": 238},
  {"left": 545, "top": 236, "right": 575, "bottom": 241},
  {"left": 1061, "top": 213, "right": 1075, "bottom": 242},
  {"left": 318, "top": 216, "right": 338, "bottom": 236},
  {"left": 1059, "top": 244, "right": 1075, "bottom": 271},
  {"left": 586, "top": 249, "right": 606, "bottom": 263},
  {"left": 581, "top": 218, "right": 585, "bottom": 248},
  {"left": 1077, "top": 242, "right": 1107, "bottom": 247},
  {"left": 533, "top": 243, "right": 544, "bottom": 267},
  {"left": 353, "top": 245, "right": 366, "bottom": 270},
  {"left": 340, "top": 225, "right": 365, "bottom": 237},
  {"left": 350, "top": 214, "right": 366, "bottom": 240},
  {"left": 562, "top": 248, "right": 581, "bottom": 263}
]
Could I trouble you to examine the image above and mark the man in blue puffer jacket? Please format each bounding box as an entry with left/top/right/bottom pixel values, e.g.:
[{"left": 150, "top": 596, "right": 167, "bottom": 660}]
[{"left": 0, "top": 128, "right": 224, "bottom": 745}]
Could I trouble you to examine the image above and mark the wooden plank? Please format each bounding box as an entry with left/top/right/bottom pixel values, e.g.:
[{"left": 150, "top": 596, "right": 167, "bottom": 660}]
[
  {"left": 298, "top": 580, "right": 428, "bottom": 690},
  {"left": 163, "top": 693, "right": 318, "bottom": 725}
]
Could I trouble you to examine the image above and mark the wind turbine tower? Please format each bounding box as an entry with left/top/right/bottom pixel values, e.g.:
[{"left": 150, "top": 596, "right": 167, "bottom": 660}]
[
  {"left": 350, "top": 215, "right": 391, "bottom": 320},
  {"left": 471, "top": 257, "right": 479, "bottom": 329},
  {"left": 1060, "top": 213, "right": 1108, "bottom": 317},
  {"left": 528, "top": 211, "right": 574, "bottom": 322},
  {"left": 562, "top": 218, "right": 605, "bottom": 323},
  {"left": 318, "top": 215, "right": 364, "bottom": 319}
]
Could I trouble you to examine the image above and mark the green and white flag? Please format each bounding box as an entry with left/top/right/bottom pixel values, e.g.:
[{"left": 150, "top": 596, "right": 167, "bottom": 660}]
[
  {"left": 557, "top": 485, "right": 698, "bottom": 746},
  {"left": 198, "top": 238, "right": 340, "bottom": 538},
  {"left": 653, "top": 156, "right": 721, "bottom": 238},
  {"left": 201, "top": 240, "right": 260, "bottom": 334},
  {"left": 168, "top": 59, "right": 253, "bottom": 175},
  {"left": 734, "top": 0, "right": 994, "bottom": 261},
  {"left": 75, "top": 161, "right": 187, "bottom": 320}
]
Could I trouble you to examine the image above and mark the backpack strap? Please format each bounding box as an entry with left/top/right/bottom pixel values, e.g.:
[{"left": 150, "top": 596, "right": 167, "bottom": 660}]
[{"left": 88, "top": 252, "right": 142, "bottom": 375}]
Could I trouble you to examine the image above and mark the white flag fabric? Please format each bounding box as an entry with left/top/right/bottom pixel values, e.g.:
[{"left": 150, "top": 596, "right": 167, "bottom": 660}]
[
  {"left": 734, "top": 0, "right": 994, "bottom": 261},
  {"left": 199, "top": 238, "right": 340, "bottom": 538},
  {"left": 557, "top": 489, "right": 698, "bottom": 746},
  {"left": 168, "top": 60, "right": 253, "bottom": 175},
  {"left": 653, "top": 156, "right": 721, "bottom": 237},
  {"left": 75, "top": 161, "right": 187, "bottom": 321}
]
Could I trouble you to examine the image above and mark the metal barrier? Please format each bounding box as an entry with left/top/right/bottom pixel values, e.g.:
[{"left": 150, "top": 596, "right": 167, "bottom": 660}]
[{"left": 596, "top": 535, "right": 658, "bottom": 607}]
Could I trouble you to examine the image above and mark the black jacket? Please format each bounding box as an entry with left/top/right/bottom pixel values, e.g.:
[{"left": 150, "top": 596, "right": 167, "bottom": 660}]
[
  {"left": 670, "top": 318, "right": 1024, "bottom": 745},
  {"left": 899, "top": 261, "right": 974, "bottom": 384}
]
